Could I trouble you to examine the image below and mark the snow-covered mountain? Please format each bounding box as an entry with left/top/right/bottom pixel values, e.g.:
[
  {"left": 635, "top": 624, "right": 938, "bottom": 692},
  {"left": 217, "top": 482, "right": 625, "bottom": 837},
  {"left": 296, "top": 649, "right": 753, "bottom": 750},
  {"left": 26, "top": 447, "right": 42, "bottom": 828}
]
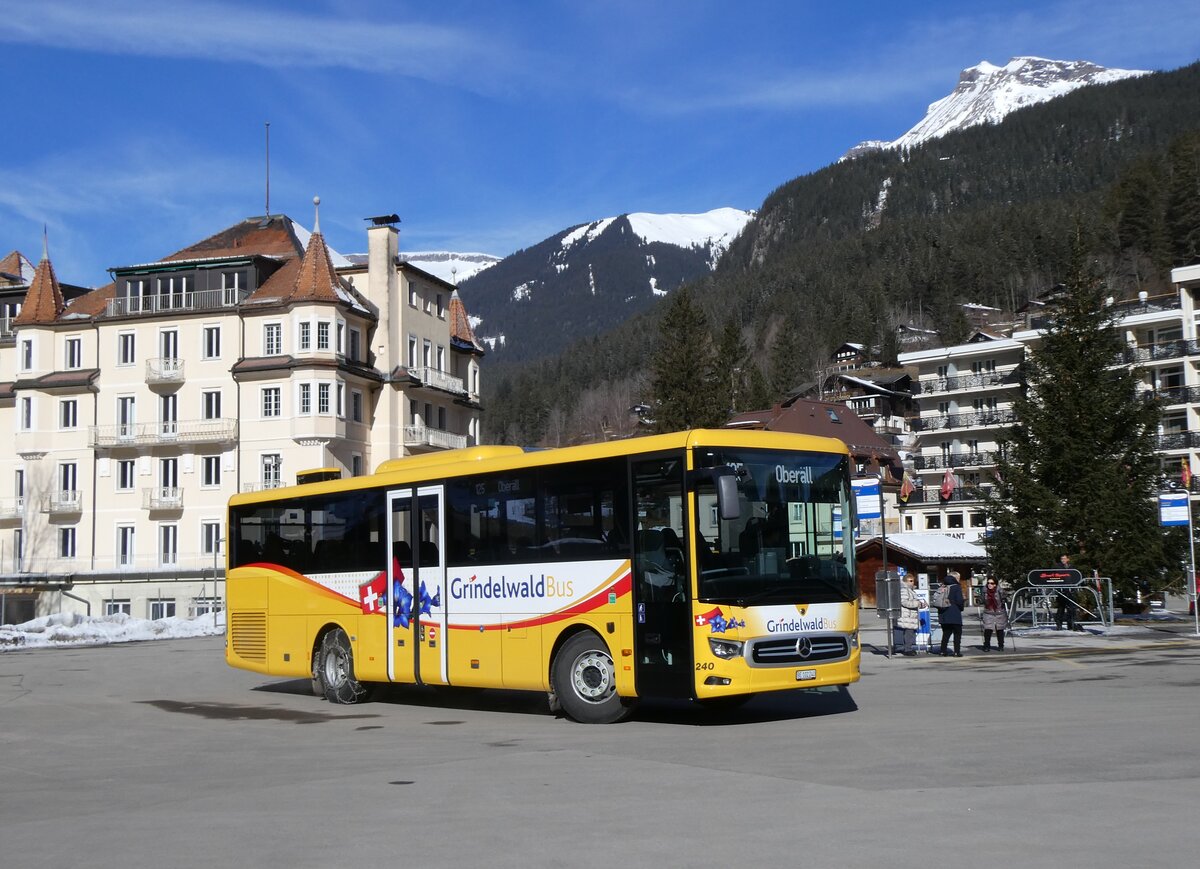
[
  {"left": 342, "top": 250, "right": 501, "bottom": 284},
  {"left": 845, "top": 57, "right": 1147, "bottom": 158},
  {"left": 460, "top": 207, "right": 754, "bottom": 362}
]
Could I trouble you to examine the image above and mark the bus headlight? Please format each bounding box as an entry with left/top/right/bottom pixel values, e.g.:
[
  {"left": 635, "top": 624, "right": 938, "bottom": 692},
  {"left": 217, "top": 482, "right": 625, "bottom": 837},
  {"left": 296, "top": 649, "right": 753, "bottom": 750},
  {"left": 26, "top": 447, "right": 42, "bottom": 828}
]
[{"left": 708, "top": 638, "right": 744, "bottom": 660}]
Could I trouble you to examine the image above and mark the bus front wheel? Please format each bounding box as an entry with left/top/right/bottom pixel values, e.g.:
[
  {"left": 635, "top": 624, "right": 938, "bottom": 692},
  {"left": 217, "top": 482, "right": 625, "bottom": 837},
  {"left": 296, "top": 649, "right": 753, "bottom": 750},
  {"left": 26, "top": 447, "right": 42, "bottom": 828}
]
[
  {"left": 552, "top": 632, "right": 633, "bottom": 724},
  {"left": 318, "top": 628, "right": 371, "bottom": 704}
]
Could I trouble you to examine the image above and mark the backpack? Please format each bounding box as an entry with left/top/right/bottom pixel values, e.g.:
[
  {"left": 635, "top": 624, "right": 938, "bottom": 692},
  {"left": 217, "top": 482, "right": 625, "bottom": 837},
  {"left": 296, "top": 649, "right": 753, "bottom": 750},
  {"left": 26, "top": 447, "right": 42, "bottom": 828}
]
[{"left": 932, "top": 584, "right": 953, "bottom": 609}]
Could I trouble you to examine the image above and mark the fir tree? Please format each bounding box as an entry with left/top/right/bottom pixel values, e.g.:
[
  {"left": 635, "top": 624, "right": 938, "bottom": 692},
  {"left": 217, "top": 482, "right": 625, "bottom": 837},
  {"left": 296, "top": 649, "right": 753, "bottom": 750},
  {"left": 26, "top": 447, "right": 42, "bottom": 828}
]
[
  {"left": 987, "top": 236, "right": 1175, "bottom": 597},
  {"left": 648, "top": 287, "right": 726, "bottom": 432}
]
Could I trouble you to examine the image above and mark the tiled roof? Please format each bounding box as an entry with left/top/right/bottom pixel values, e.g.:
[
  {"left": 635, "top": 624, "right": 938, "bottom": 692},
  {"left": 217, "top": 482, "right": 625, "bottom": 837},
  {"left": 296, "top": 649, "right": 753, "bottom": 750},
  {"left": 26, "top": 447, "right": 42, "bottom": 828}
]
[
  {"left": 448, "top": 290, "right": 485, "bottom": 353},
  {"left": 63, "top": 282, "right": 117, "bottom": 317},
  {"left": 287, "top": 229, "right": 343, "bottom": 303},
  {"left": 162, "top": 214, "right": 304, "bottom": 262},
  {"left": 0, "top": 250, "right": 35, "bottom": 285},
  {"left": 12, "top": 257, "right": 65, "bottom": 326}
]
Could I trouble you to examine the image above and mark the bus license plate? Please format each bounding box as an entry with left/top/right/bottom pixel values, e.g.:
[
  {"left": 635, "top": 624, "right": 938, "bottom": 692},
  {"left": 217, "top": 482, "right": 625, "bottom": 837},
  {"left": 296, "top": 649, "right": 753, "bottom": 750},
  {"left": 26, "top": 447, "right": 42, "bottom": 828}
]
[{"left": 796, "top": 669, "right": 817, "bottom": 681}]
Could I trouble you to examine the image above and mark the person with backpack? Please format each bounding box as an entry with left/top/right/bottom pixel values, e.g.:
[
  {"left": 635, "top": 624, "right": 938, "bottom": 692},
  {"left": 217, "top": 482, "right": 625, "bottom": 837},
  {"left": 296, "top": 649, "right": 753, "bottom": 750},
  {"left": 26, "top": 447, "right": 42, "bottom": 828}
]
[
  {"left": 936, "top": 571, "right": 965, "bottom": 657},
  {"left": 981, "top": 576, "right": 1009, "bottom": 651}
]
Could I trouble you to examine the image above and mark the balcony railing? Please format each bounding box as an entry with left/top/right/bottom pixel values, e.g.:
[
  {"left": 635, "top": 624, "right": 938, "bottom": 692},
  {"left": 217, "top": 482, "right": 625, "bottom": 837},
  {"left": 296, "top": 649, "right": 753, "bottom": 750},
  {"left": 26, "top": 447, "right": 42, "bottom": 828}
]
[
  {"left": 918, "top": 371, "right": 1013, "bottom": 394},
  {"left": 0, "top": 314, "right": 13, "bottom": 343},
  {"left": 914, "top": 451, "right": 998, "bottom": 471},
  {"left": 903, "top": 486, "right": 992, "bottom": 505},
  {"left": 42, "top": 490, "right": 82, "bottom": 514},
  {"left": 90, "top": 418, "right": 238, "bottom": 447},
  {"left": 1122, "top": 339, "right": 1200, "bottom": 364},
  {"left": 143, "top": 487, "right": 184, "bottom": 511},
  {"left": 407, "top": 367, "right": 467, "bottom": 396},
  {"left": 910, "top": 409, "right": 1017, "bottom": 432},
  {"left": 0, "top": 497, "right": 24, "bottom": 520},
  {"left": 1156, "top": 431, "right": 1200, "bottom": 451},
  {"left": 405, "top": 425, "right": 468, "bottom": 451},
  {"left": 242, "top": 480, "right": 286, "bottom": 493},
  {"left": 146, "top": 357, "right": 185, "bottom": 383},
  {"left": 104, "top": 287, "right": 251, "bottom": 318}
]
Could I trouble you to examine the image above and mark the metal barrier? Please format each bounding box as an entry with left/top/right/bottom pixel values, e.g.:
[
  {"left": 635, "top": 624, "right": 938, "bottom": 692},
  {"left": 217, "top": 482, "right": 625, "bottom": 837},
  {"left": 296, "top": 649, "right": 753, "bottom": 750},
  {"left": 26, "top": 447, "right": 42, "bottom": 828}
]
[{"left": 1008, "top": 578, "right": 1112, "bottom": 630}]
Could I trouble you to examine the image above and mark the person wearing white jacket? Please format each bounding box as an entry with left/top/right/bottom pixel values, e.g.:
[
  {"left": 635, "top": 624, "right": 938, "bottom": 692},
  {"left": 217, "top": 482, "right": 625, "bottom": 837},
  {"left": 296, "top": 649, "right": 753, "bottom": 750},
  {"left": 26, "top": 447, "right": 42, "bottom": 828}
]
[{"left": 894, "top": 574, "right": 924, "bottom": 656}]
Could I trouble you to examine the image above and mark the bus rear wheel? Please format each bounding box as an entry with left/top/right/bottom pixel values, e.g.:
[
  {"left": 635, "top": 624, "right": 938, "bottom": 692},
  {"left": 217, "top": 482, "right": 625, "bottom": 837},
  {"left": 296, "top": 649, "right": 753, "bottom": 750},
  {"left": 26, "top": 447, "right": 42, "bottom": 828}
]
[
  {"left": 552, "top": 632, "right": 633, "bottom": 724},
  {"left": 318, "top": 628, "right": 371, "bottom": 704}
]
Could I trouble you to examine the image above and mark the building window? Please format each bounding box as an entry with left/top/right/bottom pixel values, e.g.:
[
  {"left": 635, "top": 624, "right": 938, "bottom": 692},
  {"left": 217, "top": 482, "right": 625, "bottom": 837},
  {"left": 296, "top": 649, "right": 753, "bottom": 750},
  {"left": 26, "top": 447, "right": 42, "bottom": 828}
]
[
  {"left": 409, "top": 399, "right": 419, "bottom": 424},
  {"left": 299, "top": 321, "right": 311, "bottom": 351},
  {"left": 317, "top": 321, "right": 330, "bottom": 351},
  {"left": 117, "top": 460, "right": 136, "bottom": 491},
  {"left": 59, "top": 527, "right": 76, "bottom": 559},
  {"left": 19, "top": 397, "right": 33, "bottom": 431},
  {"left": 948, "top": 513, "right": 964, "bottom": 529},
  {"left": 202, "top": 522, "right": 222, "bottom": 556},
  {"left": 408, "top": 335, "right": 418, "bottom": 368},
  {"left": 904, "top": 515, "right": 913, "bottom": 531},
  {"left": 202, "top": 456, "right": 221, "bottom": 487},
  {"left": 348, "top": 328, "right": 361, "bottom": 362},
  {"left": 262, "top": 454, "right": 282, "bottom": 488},
  {"left": 105, "top": 599, "right": 132, "bottom": 616},
  {"left": 299, "top": 383, "right": 312, "bottom": 415},
  {"left": 117, "top": 525, "right": 136, "bottom": 567},
  {"left": 336, "top": 322, "right": 345, "bottom": 355},
  {"left": 159, "top": 329, "right": 179, "bottom": 360},
  {"left": 65, "top": 337, "right": 82, "bottom": 369},
  {"left": 150, "top": 599, "right": 176, "bottom": 620},
  {"left": 20, "top": 338, "right": 33, "bottom": 371},
  {"left": 202, "top": 390, "right": 221, "bottom": 420},
  {"left": 59, "top": 399, "right": 78, "bottom": 430},
  {"left": 160, "top": 524, "right": 178, "bottom": 566},
  {"left": 262, "top": 387, "right": 281, "bottom": 418},
  {"left": 437, "top": 345, "right": 445, "bottom": 372},
  {"left": 351, "top": 455, "right": 362, "bottom": 477},
  {"left": 437, "top": 406, "right": 446, "bottom": 430},
  {"left": 118, "top": 332, "right": 136, "bottom": 366},
  {"left": 318, "top": 383, "right": 331, "bottom": 414},
  {"left": 203, "top": 325, "right": 221, "bottom": 359},
  {"left": 970, "top": 512, "right": 987, "bottom": 528},
  {"left": 192, "top": 597, "right": 223, "bottom": 617},
  {"left": 436, "top": 293, "right": 444, "bottom": 318},
  {"left": 351, "top": 390, "right": 363, "bottom": 423},
  {"left": 337, "top": 384, "right": 345, "bottom": 418},
  {"left": 264, "top": 323, "right": 282, "bottom": 356},
  {"left": 925, "top": 514, "right": 942, "bottom": 530},
  {"left": 409, "top": 282, "right": 418, "bottom": 307},
  {"left": 423, "top": 339, "right": 432, "bottom": 367}
]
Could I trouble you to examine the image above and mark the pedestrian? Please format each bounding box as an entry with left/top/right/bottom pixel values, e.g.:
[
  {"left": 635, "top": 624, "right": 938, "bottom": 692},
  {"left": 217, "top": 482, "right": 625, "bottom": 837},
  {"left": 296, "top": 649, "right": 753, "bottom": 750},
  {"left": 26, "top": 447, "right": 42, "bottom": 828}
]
[
  {"left": 894, "top": 574, "right": 924, "bottom": 656},
  {"left": 981, "top": 576, "right": 1009, "bottom": 652},
  {"left": 1055, "top": 554, "right": 1077, "bottom": 631},
  {"left": 937, "top": 572, "right": 965, "bottom": 657}
]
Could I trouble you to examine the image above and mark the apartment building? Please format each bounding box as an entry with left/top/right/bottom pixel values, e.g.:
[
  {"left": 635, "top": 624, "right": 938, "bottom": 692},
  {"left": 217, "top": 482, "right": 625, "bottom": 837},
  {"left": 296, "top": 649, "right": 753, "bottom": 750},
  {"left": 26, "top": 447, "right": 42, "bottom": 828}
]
[
  {"left": 0, "top": 208, "right": 484, "bottom": 624},
  {"left": 899, "top": 263, "right": 1200, "bottom": 541}
]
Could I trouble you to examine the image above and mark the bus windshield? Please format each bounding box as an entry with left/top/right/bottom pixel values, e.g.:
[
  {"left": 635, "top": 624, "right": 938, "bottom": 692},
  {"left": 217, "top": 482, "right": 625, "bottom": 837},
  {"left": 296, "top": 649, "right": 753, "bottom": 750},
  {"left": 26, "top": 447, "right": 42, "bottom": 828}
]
[{"left": 693, "top": 447, "right": 856, "bottom": 606}]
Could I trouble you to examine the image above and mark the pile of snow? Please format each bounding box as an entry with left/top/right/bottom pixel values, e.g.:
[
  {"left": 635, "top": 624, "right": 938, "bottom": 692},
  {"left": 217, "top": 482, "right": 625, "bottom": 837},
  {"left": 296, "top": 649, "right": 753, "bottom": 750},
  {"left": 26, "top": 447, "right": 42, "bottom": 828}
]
[{"left": 0, "top": 611, "right": 224, "bottom": 651}]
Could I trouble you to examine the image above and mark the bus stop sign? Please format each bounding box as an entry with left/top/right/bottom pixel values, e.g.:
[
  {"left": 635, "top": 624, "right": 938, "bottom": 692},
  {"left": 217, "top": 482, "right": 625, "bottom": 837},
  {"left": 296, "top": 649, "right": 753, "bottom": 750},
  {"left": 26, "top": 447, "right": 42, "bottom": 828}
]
[{"left": 1027, "top": 568, "right": 1084, "bottom": 587}]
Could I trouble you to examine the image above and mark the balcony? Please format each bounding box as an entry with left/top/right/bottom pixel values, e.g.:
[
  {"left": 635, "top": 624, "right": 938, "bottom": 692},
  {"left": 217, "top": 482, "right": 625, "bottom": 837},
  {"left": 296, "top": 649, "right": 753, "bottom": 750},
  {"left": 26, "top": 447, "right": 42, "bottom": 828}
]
[
  {"left": 0, "top": 497, "right": 24, "bottom": 522},
  {"left": 405, "top": 425, "right": 468, "bottom": 451},
  {"left": 1122, "top": 339, "right": 1200, "bottom": 365},
  {"left": 914, "top": 451, "right": 998, "bottom": 471},
  {"left": 917, "top": 371, "right": 1013, "bottom": 394},
  {"left": 291, "top": 414, "right": 345, "bottom": 443},
  {"left": 910, "top": 409, "right": 1017, "bottom": 432},
  {"left": 0, "top": 314, "right": 12, "bottom": 344},
  {"left": 1156, "top": 431, "right": 1200, "bottom": 451},
  {"left": 904, "top": 486, "right": 991, "bottom": 505},
  {"left": 407, "top": 366, "right": 466, "bottom": 396},
  {"left": 104, "top": 287, "right": 251, "bottom": 318},
  {"left": 242, "top": 480, "right": 286, "bottom": 493},
  {"left": 42, "top": 490, "right": 82, "bottom": 514},
  {"left": 146, "top": 357, "right": 185, "bottom": 384},
  {"left": 90, "top": 418, "right": 238, "bottom": 448},
  {"left": 143, "top": 487, "right": 184, "bottom": 511}
]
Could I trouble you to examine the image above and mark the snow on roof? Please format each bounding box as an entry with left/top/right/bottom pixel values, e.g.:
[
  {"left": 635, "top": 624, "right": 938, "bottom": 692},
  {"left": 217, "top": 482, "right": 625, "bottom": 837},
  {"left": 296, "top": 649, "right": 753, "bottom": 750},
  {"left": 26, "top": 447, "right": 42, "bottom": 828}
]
[{"left": 857, "top": 532, "right": 987, "bottom": 560}]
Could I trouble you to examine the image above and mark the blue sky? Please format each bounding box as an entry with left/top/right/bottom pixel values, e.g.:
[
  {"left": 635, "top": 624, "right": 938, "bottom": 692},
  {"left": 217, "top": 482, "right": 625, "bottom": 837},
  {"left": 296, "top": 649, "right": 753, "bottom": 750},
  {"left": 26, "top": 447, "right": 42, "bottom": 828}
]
[{"left": 0, "top": 0, "right": 1197, "bottom": 286}]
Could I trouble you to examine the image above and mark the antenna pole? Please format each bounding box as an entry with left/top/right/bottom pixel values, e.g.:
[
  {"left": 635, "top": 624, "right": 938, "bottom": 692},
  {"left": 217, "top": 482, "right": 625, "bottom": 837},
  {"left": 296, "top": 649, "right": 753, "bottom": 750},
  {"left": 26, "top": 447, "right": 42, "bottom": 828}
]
[{"left": 265, "top": 122, "right": 271, "bottom": 216}]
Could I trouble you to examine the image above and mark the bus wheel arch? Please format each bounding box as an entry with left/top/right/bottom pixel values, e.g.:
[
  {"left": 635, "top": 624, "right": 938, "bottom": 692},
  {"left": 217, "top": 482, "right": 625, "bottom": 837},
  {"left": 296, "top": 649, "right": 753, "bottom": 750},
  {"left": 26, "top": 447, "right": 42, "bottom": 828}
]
[
  {"left": 550, "top": 629, "right": 634, "bottom": 724},
  {"left": 317, "top": 625, "right": 372, "bottom": 704}
]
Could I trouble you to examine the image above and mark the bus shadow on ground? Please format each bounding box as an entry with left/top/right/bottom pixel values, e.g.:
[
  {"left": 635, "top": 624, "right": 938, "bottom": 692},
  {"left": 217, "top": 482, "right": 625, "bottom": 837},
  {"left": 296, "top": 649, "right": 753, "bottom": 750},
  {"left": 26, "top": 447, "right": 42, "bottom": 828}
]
[{"left": 251, "top": 679, "right": 857, "bottom": 725}]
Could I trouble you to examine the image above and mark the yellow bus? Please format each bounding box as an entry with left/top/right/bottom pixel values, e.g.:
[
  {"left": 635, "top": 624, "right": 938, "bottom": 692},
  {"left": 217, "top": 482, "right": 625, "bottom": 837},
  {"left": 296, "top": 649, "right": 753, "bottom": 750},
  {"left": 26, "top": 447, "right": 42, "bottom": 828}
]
[{"left": 225, "top": 429, "right": 860, "bottom": 722}]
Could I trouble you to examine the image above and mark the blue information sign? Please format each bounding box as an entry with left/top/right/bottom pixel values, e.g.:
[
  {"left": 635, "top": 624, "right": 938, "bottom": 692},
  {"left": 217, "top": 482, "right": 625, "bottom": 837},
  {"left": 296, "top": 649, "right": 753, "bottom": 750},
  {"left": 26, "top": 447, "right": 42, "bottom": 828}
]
[{"left": 1159, "top": 492, "right": 1190, "bottom": 527}]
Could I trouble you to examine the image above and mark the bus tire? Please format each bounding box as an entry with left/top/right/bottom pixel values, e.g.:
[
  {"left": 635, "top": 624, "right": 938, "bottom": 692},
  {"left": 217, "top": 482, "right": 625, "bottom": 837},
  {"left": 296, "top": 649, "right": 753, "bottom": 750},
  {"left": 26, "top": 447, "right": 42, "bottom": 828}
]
[
  {"left": 318, "top": 628, "right": 371, "bottom": 704},
  {"left": 552, "top": 632, "right": 633, "bottom": 724},
  {"left": 310, "top": 644, "right": 323, "bottom": 697}
]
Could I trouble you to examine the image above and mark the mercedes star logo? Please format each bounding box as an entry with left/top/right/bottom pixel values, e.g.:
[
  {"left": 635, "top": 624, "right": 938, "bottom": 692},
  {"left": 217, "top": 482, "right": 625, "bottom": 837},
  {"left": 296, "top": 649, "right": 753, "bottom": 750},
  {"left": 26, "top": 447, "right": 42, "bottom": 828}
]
[{"left": 795, "top": 636, "right": 813, "bottom": 659}]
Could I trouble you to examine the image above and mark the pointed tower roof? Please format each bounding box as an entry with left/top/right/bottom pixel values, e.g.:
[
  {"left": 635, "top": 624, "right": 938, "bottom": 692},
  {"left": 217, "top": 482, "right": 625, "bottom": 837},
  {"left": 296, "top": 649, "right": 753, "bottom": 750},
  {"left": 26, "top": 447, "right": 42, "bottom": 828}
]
[
  {"left": 13, "top": 237, "right": 66, "bottom": 326},
  {"left": 286, "top": 200, "right": 345, "bottom": 304},
  {"left": 449, "top": 289, "right": 485, "bottom": 353},
  {"left": 0, "top": 250, "right": 36, "bottom": 285}
]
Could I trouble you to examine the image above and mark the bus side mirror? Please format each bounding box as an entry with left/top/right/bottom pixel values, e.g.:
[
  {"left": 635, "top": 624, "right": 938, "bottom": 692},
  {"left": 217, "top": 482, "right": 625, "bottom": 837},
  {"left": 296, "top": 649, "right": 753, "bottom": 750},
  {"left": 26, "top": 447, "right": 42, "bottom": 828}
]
[{"left": 716, "top": 471, "right": 740, "bottom": 521}]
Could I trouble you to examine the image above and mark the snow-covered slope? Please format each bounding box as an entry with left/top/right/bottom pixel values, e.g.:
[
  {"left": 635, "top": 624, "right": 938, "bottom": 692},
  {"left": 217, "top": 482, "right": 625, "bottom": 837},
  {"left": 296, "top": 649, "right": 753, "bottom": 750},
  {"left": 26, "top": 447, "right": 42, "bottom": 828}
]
[
  {"left": 398, "top": 251, "right": 501, "bottom": 284},
  {"left": 561, "top": 207, "right": 753, "bottom": 268},
  {"left": 846, "top": 57, "right": 1147, "bottom": 158}
]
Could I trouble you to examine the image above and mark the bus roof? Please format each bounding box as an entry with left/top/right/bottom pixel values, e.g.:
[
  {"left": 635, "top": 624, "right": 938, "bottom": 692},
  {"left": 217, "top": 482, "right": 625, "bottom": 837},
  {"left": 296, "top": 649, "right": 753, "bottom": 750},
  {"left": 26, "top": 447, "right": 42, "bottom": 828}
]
[{"left": 228, "top": 428, "right": 851, "bottom": 507}]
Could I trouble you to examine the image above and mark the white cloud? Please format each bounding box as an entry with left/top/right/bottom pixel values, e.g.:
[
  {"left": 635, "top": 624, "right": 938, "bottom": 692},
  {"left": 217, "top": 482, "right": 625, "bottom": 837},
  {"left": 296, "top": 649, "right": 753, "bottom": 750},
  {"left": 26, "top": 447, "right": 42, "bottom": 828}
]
[{"left": 0, "top": 0, "right": 524, "bottom": 91}]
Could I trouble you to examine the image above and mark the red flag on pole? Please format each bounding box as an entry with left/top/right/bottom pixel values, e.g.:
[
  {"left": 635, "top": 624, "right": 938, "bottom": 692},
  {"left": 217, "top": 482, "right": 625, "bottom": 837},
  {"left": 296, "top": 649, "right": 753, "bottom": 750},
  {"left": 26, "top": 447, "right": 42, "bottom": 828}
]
[
  {"left": 940, "top": 468, "right": 956, "bottom": 501},
  {"left": 899, "top": 472, "right": 915, "bottom": 503},
  {"left": 1182, "top": 458, "right": 1192, "bottom": 489}
]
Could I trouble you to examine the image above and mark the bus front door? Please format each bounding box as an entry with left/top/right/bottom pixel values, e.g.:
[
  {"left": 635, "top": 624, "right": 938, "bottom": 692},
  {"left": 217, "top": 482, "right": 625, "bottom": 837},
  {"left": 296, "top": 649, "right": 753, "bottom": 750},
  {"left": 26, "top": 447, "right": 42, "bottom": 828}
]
[
  {"left": 387, "top": 487, "right": 449, "bottom": 686},
  {"left": 631, "top": 457, "right": 694, "bottom": 699}
]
